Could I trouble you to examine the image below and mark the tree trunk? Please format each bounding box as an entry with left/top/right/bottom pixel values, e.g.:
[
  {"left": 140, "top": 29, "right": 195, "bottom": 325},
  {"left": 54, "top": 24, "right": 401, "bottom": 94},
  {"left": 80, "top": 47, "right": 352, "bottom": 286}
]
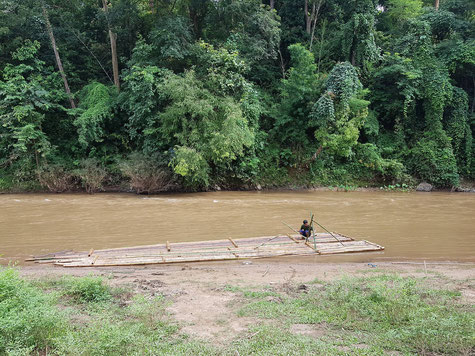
[
  {"left": 41, "top": 4, "right": 76, "bottom": 109},
  {"left": 434, "top": 0, "right": 439, "bottom": 10},
  {"left": 305, "top": 0, "right": 311, "bottom": 34},
  {"left": 270, "top": 0, "right": 275, "bottom": 10},
  {"left": 309, "top": 0, "right": 324, "bottom": 51},
  {"left": 109, "top": 30, "right": 120, "bottom": 91},
  {"left": 311, "top": 145, "right": 323, "bottom": 161},
  {"left": 102, "top": 0, "right": 120, "bottom": 91},
  {"left": 316, "top": 19, "right": 327, "bottom": 73},
  {"left": 471, "top": 77, "right": 475, "bottom": 114},
  {"left": 278, "top": 49, "right": 286, "bottom": 79}
]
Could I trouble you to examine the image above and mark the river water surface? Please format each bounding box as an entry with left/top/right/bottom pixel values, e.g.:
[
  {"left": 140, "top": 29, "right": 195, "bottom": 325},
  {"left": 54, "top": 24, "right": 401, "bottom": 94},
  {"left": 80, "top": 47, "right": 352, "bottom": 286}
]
[{"left": 1, "top": 191, "right": 474, "bottom": 264}]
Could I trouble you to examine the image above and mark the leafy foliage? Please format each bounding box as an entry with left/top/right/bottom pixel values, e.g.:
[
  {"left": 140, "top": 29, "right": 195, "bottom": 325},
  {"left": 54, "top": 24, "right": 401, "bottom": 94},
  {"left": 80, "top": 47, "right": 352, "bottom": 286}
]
[
  {"left": 385, "top": 0, "right": 423, "bottom": 23},
  {"left": 311, "top": 62, "right": 367, "bottom": 158},
  {"left": 0, "top": 40, "right": 62, "bottom": 180},
  {"left": 273, "top": 43, "right": 321, "bottom": 147},
  {"left": 0, "top": 0, "right": 474, "bottom": 190},
  {"left": 159, "top": 70, "right": 255, "bottom": 188},
  {"left": 74, "top": 82, "right": 116, "bottom": 150}
]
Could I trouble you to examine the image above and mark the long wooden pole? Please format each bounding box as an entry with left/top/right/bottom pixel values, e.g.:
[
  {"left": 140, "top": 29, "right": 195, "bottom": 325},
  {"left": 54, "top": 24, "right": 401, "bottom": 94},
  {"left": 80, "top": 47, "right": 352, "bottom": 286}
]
[
  {"left": 254, "top": 235, "right": 282, "bottom": 249},
  {"left": 310, "top": 212, "right": 316, "bottom": 249},
  {"left": 282, "top": 221, "right": 302, "bottom": 237},
  {"left": 311, "top": 218, "right": 344, "bottom": 246}
]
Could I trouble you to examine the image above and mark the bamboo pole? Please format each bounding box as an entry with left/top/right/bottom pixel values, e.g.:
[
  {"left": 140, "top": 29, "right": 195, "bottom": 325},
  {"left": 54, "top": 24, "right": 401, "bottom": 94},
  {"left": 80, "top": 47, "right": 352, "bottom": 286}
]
[
  {"left": 310, "top": 211, "right": 317, "bottom": 249},
  {"left": 28, "top": 234, "right": 355, "bottom": 262},
  {"left": 228, "top": 238, "right": 239, "bottom": 248},
  {"left": 254, "top": 235, "right": 282, "bottom": 249},
  {"left": 311, "top": 218, "right": 344, "bottom": 246},
  {"left": 286, "top": 234, "right": 300, "bottom": 244},
  {"left": 282, "top": 221, "right": 303, "bottom": 237}
]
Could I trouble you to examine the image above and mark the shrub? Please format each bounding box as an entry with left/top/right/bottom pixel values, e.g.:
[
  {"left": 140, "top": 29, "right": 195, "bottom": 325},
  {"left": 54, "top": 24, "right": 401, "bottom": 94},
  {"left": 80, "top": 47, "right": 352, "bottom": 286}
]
[
  {"left": 0, "top": 171, "right": 14, "bottom": 191},
  {"left": 37, "top": 164, "right": 74, "bottom": 192},
  {"left": 75, "top": 158, "right": 107, "bottom": 193},
  {"left": 62, "top": 275, "right": 112, "bottom": 303},
  {"left": 354, "top": 143, "right": 409, "bottom": 183},
  {"left": 407, "top": 130, "right": 459, "bottom": 187},
  {"left": 120, "top": 152, "right": 174, "bottom": 194},
  {"left": 0, "top": 267, "right": 66, "bottom": 353}
]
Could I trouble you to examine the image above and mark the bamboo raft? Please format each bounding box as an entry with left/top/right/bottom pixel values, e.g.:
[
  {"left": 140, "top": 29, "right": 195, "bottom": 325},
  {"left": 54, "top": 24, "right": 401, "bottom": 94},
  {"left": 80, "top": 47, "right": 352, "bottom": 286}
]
[{"left": 27, "top": 233, "right": 384, "bottom": 267}]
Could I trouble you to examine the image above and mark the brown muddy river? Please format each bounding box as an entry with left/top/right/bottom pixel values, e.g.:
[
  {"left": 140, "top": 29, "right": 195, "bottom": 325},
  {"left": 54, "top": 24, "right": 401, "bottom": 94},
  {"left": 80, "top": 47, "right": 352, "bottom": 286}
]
[{"left": 1, "top": 191, "right": 474, "bottom": 264}]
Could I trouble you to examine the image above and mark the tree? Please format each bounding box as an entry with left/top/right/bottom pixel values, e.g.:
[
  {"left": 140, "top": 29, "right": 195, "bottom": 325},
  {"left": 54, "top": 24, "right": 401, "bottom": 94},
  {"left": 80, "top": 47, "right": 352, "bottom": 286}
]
[
  {"left": 310, "top": 62, "right": 368, "bottom": 158},
  {"left": 0, "top": 0, "right": 474, "bottom": 191},
  {"left": 41, "top": 2, "right": 76, "bottom": 108},
  {"left": 203, "top": 0, "right": 281, "bottom": 84},
  {"left": 102, "top": 0, "right": 120, "bottom": 91},
  {"left": 0, "top": 41, "right": 64, "bottom": 179},
  {"left": 74, "top": 82, "right": 116, "bottom": 150},
  {"left": 340, "top": 0, "right": 380, "bottom": 69},
  {"left": 273, "top": 43, "right": 321, "bottom": 147},
  {"left": 158, "top": 71, "right": 255, "bottom": 188},
  {"left": 385, "top": 0, "right": 423, "bottom": 24},
  {"left": 308, "top": 0, "right": 325, "bottom": 51}
]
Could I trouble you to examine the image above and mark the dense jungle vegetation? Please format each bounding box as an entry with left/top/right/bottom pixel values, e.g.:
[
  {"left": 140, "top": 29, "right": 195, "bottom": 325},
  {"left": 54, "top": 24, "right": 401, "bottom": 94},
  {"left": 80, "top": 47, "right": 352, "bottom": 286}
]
[{"left": 0, "top": 0, "right": 474, "bottom": 192}]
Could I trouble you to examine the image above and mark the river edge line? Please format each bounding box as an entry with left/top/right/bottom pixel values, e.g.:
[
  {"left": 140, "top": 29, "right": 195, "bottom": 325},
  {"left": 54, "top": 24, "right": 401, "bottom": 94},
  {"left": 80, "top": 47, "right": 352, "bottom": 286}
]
[{"left": 1, "top": 182, "right": 475, "bottom": 194}]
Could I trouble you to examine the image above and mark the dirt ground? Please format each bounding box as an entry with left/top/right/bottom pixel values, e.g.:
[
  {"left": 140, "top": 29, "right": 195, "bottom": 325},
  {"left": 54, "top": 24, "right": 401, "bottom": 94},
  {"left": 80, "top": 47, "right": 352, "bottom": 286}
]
[{"left": 18, "top": 260, "right": 475, "bottom": 345}]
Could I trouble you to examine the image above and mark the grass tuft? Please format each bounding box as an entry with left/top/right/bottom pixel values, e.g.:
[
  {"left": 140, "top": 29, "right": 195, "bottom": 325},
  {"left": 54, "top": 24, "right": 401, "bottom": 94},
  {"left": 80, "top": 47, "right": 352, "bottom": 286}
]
[{"left": 61, "top": 275, "right": 112, "bottom": 303}]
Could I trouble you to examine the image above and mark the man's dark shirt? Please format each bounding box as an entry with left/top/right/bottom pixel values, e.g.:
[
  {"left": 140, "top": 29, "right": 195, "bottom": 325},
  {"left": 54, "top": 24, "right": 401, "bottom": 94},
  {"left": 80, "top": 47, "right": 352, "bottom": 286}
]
[{"left": 300, "top": 224, "right": 313, "bottom": 236}]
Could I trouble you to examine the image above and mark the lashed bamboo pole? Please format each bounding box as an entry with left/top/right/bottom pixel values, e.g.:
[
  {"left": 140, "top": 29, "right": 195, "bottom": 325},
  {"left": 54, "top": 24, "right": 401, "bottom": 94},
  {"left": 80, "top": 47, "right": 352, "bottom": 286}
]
[{"left": 311, "top": 218, "right": 344, "bottom": 246}]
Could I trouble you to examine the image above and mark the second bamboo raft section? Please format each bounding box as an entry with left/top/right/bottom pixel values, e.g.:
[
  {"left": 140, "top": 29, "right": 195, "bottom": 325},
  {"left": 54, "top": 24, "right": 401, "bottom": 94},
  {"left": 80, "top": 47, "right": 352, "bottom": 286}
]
[{"left": 27, "top": 232, "right": 384, "bottom": 267}]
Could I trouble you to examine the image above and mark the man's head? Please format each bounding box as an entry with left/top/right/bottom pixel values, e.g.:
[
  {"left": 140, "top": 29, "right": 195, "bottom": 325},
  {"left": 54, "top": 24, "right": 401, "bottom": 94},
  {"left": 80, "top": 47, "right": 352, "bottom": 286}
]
[{"left": 303, "top": 219, "right": 308, "bottom": 225}]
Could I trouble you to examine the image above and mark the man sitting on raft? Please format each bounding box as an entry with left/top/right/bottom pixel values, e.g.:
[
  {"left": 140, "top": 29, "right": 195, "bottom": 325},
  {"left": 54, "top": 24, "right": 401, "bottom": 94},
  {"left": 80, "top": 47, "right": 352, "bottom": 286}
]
[{"left": 299, "top": 220, "right": 313, "bottom": 240}]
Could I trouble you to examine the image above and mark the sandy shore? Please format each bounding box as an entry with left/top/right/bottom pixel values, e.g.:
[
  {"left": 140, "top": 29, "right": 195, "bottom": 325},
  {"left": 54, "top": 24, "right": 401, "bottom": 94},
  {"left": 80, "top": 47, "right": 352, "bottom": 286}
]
[{"left": 18, "top": 260, "right": 475, "bottom": 345}]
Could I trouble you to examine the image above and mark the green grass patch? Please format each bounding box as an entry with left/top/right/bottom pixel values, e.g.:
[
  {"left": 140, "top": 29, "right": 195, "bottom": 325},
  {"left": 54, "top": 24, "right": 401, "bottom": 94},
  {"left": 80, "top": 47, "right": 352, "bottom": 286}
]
[
  {"left": 236, "top": 274, "right": 474, "bottom": 355},
  {"left": 1, "top": 268, "right": 218, "bottom": 355},
  {"left": 3, "top": 268, "right": 473, "bottom": 355},
  {"left": 230, "top": 324, "right": 340, "bottom": 355},
  {"left": 224, "top": 284, "right": 280, "bottom": 299},
  {"left": 61, "top": 275, "right": 113, "bottom": 303},
  {"left": 0, "top": 267, "right": 67, "bottom": 354}
]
